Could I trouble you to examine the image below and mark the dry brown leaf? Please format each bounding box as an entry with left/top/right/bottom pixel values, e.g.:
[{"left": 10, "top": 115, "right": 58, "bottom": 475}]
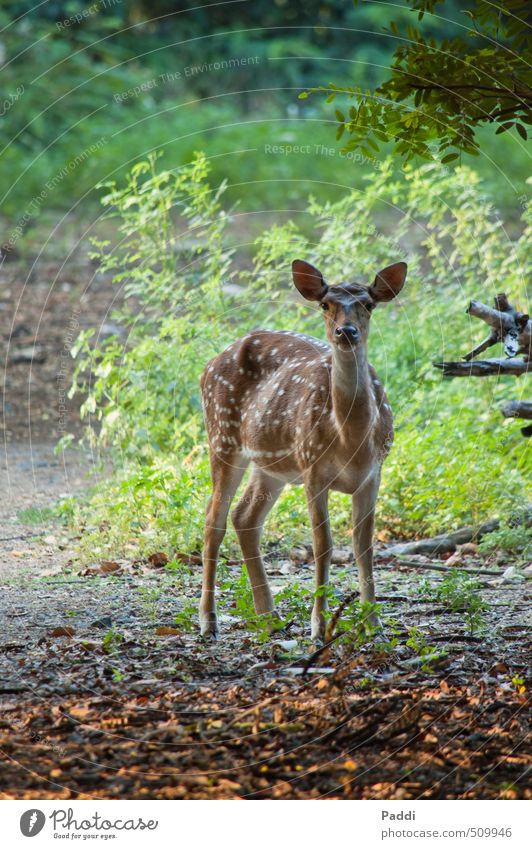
[
  {"left": 174, "top": 551, "right": 202, "bottom": 566},
  {"left": 49, "top": 626, "right": 75, "bottom": 638},
  {"left": 155, "top": 626, "right": 180, "bottom": 636},
  {"left": 148, "top": 551, "right": 169, "bottom": 567},
  {"left": 100, "top": 560, "right": 121, "bottom": 573}
]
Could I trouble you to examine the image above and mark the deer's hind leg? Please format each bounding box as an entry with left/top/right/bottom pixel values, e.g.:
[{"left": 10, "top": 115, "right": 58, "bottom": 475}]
[
  {"left": 231, "top": 465, "right": 284, "bottom": 620},
  {"left": 200, "top": 451, "right": 248, "bottom": 639}
]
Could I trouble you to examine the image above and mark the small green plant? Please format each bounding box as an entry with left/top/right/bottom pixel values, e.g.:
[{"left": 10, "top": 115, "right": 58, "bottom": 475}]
[
  {"left": 174, "top": 599, "right": 197, "bottom": 633},
  {"left": 102, "top": 629, "right": 124, "bottom": 654},
  {"left": 220, "top": 568, "right": 272, "bottom": 641},
  {"left": 223, "top": 567, "right": 255, "bottom": 621},
  {"left": 274, "top": 581, "right": 313, "bottom": 626},
  {"left": 112, "top": 668, "right": 126, "bottom": 683},
  {"left": 18, "top": 506, "right": 56, "bottom": 525},
  {"left": 406, "top": 626, "right": 439, "bottom": 671},
  {"left": 511, "top": 675, "right": 526, "bottom": 695},
  {"left": 327, "top": 595, "right": 382, "bottom": 647},
  {"left": 420, "top": 569, "right": 488, "bottom": 635},
  {"left": 374, "top": 618, "right": 401, "bottom": 654}
]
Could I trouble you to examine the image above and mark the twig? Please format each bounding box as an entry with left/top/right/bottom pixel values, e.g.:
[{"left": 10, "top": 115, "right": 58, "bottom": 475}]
[
  {"left": 463, "top": 330, "right": 499, "bottom": 362},
  {"left": 396, "top": 560, "right": 501, "bottom": 575}
]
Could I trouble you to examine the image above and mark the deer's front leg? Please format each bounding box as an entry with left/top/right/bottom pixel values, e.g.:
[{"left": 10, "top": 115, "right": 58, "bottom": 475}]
[
  {"left": 352, "top": 471, "right": 380, "bottom": 628},
  {"left": 304, "top": 481, "right": 332, "bottom": 642}
]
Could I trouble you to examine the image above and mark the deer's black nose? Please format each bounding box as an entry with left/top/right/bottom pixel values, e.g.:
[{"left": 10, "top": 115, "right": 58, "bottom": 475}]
[{"left": 335, "top": 325, "right": 360, "bottom": 343}]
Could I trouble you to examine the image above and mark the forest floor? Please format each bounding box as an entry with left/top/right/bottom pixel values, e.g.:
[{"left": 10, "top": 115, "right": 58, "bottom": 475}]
[{"left": 0, "top": 251, "right": 530, "bottom": 800}]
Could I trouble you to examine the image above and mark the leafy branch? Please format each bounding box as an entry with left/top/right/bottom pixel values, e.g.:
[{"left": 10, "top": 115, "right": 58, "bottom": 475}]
[{"left": 300, "top": 0, "right": 532, "bottom": 162}]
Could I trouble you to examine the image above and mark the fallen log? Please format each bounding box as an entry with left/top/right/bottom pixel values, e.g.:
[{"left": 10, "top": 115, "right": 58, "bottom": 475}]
[
  {"left": 434, "top": 358, "right": 531, "bottom": 377},
  {"left": 381, "top": 507, "right": 532, "bottom": 557},
  {"left": 381, "top": 519, "right": 500, "bottom": 556}
]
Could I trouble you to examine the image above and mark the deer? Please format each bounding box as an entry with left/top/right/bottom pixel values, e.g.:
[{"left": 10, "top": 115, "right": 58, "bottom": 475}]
[{"left": 199, "top": 258, "right": 407, "bottom": 641}]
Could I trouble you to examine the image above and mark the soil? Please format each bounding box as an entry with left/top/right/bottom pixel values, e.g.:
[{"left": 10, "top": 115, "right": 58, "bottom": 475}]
[{"left": 0, "top": 253, "right": 530, "bottom": 800}]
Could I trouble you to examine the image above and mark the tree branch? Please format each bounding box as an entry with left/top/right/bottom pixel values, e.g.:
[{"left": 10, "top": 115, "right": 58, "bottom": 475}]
[
  {"left": 434, "top": 358, "right": 532, "bottom": 377},
  {"left": 408, "top": 82, "right": 532, "bottom": 107},
  {"left": 463, "top": 330, "right": 499, "bottom": 361},
  {"left": 466, "top": 299, "right": 515, "bottom": 332},
  {"left": 501, "top": 400, "right": 532, "bottom": 420}
]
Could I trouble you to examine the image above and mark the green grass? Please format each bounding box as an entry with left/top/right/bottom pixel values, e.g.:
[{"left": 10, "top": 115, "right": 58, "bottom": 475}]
[{"left": 18, "top": 506, "right": 57, "bottom": 525}]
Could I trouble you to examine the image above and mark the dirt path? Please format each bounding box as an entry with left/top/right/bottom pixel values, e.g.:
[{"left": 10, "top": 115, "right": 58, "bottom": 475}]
[{"left": 0, "top": 441, "right": 92, "bottom": 581}]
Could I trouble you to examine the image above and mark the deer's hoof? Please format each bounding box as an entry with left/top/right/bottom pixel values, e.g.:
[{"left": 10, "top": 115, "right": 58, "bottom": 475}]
[
  {"left": 199, "top": 612, "right": 219, "bottom": 641},
  {"left": 310, "top": 620, "right": 326, "bottom": 644}
]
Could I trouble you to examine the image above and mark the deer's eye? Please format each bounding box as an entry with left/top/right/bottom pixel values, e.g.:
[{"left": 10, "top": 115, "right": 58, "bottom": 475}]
[{"left": 320, "top": 302, "right": 329, "bottom": 311}]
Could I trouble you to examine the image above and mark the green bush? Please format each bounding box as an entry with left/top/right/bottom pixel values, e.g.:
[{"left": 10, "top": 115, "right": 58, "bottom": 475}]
[{"left": 66, "top": 153, "right": 531, "bottom": 560}]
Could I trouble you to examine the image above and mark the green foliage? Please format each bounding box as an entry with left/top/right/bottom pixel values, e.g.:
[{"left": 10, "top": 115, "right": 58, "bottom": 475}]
[
  {"left": 274, "top": 582, "right": 314, "bottom": 627},
  {"left": 66, "top": 152, "right": 530, "bottom": 564},
  {"left": 479, "top": 521, "right": 532, "bottom": 560},
  {"left": 328, "top": 597, "right": 382, "bottom": 646},
  {"left": 219, "top": 568, "right": 275, "bottom": 641},
  {"left": 18, "top": 506, "right": 57, "bottom": 525},
  {"left": 306, "top": 0, "right": 531, "bottom": 162},
  {"left": 420, "top": 569, "right": 488, "bottom": 634}
]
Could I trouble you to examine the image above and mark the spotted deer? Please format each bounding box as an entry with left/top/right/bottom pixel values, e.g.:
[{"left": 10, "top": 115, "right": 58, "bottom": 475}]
[{"left": 199, "top": 258, "right": 407, "bottom": 640}]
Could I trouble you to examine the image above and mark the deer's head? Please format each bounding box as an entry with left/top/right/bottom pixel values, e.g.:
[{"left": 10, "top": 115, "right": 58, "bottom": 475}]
[{"left": 292, "top": 259, "right": 407, "bottom": 352}]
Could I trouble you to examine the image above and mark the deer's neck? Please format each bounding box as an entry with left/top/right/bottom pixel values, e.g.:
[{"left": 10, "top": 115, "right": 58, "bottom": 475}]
[{"left": 331, "top": 345, "right": 375, "bottom": 438}]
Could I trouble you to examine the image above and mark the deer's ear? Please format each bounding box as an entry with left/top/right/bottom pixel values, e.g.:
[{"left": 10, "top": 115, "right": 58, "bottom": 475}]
[
  {"left": 292, "top": 259, "right": 328, "bottom": 301},
  {"left": 369, "top": 262, "right": 407, "bottom": 303}
]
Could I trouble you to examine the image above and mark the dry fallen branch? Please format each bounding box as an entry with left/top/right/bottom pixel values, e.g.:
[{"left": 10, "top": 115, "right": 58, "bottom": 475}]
[
  {"left": 381, "top": 507, "right": 532, "bottom": 557},
  {"left": 434, "top": 358, "right": 531, "bottom": 377},
  {"left": 387, "top": 559, "right": 501, "bottom": 576}
]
